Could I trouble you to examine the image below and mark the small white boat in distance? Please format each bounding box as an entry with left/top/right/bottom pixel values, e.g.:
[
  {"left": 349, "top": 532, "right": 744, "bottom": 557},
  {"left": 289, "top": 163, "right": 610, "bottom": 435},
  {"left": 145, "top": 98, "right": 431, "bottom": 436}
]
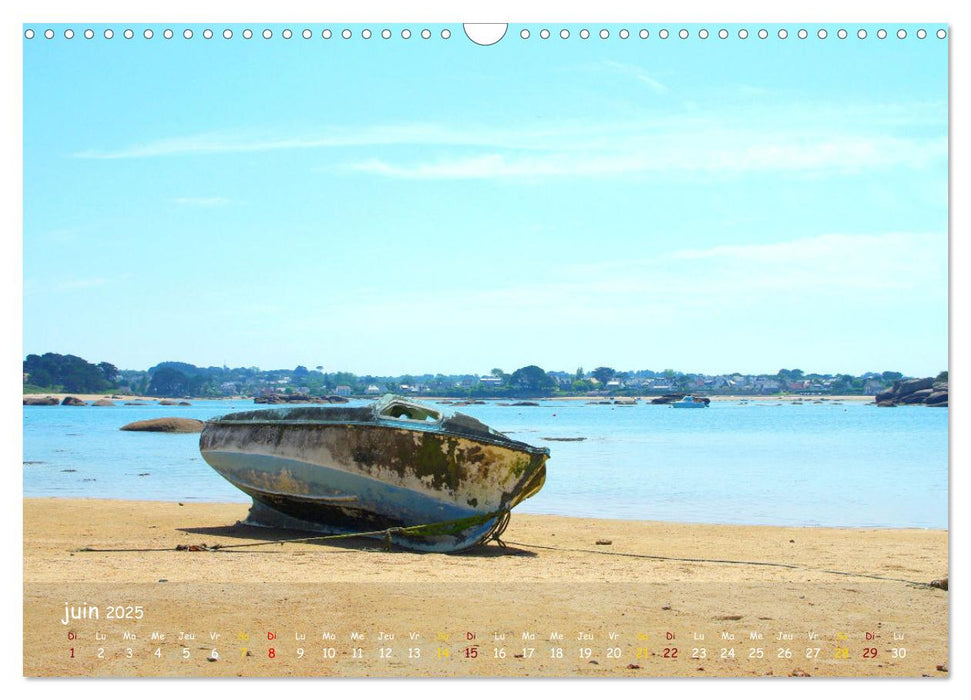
[{"left": 671, "top": 395, "right": 709, "bottom": 408}]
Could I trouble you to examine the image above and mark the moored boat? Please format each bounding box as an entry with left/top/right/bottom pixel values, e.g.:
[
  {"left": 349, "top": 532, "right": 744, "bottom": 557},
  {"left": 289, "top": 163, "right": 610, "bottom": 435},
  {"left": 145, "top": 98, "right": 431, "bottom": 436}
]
[
  {"left": 670, "top": 395, "right": 710, "bottom": 408},
  {"left": 199, "top": 395, "right": 548, "bottom": 552}
]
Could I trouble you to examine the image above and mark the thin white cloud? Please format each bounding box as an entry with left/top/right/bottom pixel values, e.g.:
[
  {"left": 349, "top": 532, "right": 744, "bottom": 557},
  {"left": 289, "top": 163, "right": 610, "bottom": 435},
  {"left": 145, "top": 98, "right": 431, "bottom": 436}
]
[
  {"left": 71, "top": 99, "right": 945, "bottom": 186},
  {"left": 71, "top": 100, "right": 943, "bottom": 162},
  {"left": 566, "top": 233, "right": 946, "bottom": 303},
  {"left": 303, "top": 232, "right": 943, "bottom": 330},
  {"left": 669, "top": 232, "right": 939, "bottom": 264},
  {"left": 347, "top": 153, "right": 648, "bottom": 179},
  {"left": 347, "top": 135, "right": 946, "bottom": 180},
  {"left": 72, "top": 124, "right": 571, "bottom": 160},
  {"left": 71, "top": 96, "right": 944, "bottom": 166},
  {"left": 173, "top": 197, "right": 233, "bottom": 207},
  {"left": 601, "top": 59, "right": 670, "bottom": 94},
  {"left": 37, "top": 227, "right": 81, "bottom": 243},
  {"left": 51, "top": 277, "right": 109, "bottom": 292},
  {"left": 28, "top": 272, "right": 134, "bottom": 296},
  {"left": 734, "top": 84, "right": 771, "bottom": 97},
  {"left": 571, "top": 231, "right": 940, "bottom": 271}
]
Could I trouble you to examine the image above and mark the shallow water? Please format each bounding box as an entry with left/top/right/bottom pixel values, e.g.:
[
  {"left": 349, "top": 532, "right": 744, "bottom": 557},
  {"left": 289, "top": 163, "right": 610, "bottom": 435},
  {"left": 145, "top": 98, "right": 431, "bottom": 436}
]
[{"left": 22, "top": 399, "right": 948, "bottom": 528}]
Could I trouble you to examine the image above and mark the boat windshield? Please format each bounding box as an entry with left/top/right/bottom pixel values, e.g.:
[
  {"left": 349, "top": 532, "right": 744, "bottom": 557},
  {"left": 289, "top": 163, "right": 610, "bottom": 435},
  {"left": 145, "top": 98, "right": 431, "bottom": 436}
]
[{"left": 374, "top": 395, "right": 443, "bottom": 423}]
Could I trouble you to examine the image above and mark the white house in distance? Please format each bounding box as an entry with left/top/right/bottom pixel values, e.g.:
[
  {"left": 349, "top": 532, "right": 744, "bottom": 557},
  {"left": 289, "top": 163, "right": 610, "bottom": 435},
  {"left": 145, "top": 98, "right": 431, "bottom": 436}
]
[
  {"left": 365, "top": 384, "right": 382, "bottom": 395},
  {"left": 334, "top": 385, "right": 352, "bottom": 397},
  {"left": 479, "top": 376, "right": 502, "bottom": 386}
]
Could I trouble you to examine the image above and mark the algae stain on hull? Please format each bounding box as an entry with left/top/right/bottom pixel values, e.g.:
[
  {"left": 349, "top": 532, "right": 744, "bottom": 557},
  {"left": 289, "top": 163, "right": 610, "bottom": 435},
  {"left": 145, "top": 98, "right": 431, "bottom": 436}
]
[{"left": 201, "top": 421, "right": 547, "bottom": 514}]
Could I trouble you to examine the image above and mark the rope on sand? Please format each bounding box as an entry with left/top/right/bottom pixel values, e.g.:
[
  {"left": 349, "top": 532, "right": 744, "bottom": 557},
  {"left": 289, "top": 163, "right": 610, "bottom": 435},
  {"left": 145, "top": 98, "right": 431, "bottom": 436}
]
[
  {"left": 73, "top": 518, "right": 939, "bottom": 589},
  {"left": 502, "top": 540, "right": 940, "bottom": 589}
]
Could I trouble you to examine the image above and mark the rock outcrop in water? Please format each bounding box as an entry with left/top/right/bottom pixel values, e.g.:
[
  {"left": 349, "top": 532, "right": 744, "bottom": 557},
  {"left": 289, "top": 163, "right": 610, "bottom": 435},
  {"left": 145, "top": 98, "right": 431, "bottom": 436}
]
[
  {"left": 255, "top": 394, "right": 304, "bottom": 404},
  {"left": 23, "top": 396, "right": 59, "bottom": 405},
  {"left": 61, "top": 396, "right": 86, "bottom": 406},
  {"left": 876, "top": 378, "right": 948, "bottom": 407},
  {"left": 254, "top": 394, "right": 351, "bottom": 405},
  {"left": 121, "top": 417, "right": 205, "bottom": 433},
  {"left": 651, "top": 394, "right": 710, "bottom": 405},
  {"left": 92, "top": 399, "right": 116, "bottom": 406}
]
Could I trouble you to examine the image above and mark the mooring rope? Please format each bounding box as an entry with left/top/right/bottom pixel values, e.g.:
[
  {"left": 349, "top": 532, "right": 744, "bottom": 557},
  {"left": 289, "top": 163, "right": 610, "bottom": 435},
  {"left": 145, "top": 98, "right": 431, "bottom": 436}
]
[
  {"left": 501, "top": 540, "right": 941, "bottom": 589},
  {"left": 76, "top": 508, "right": 509, "bottom": 554},
  {"left": 72, "top": 516, "right": 942, "bottom": 589}
]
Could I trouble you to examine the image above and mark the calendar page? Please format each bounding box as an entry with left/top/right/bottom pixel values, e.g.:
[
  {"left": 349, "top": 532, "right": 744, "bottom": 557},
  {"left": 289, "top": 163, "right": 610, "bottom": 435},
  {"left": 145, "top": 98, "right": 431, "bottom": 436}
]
[{"left": 21, "top": 13, "right": 949, "bottom": 680}]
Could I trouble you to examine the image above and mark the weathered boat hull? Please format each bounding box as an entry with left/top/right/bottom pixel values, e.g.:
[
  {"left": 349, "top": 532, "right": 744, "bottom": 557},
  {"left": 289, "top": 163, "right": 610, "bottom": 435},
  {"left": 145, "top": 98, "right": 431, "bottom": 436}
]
[{"left": 199, "top": 401, "right": 548, "bottom": 552}]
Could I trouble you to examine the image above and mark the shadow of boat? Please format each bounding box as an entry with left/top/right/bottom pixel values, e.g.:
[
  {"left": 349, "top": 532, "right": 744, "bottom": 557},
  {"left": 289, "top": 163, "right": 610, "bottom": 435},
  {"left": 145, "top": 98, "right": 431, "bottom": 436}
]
[{"left": 176, "top": 522, "right": 538, "bottom": 557}]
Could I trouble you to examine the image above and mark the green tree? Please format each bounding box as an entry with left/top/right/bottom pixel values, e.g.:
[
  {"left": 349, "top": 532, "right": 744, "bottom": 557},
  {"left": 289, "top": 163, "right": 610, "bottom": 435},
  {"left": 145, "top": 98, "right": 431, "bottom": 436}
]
[
  {"left": 509, "top": 365, "right": 555, "bottom": 395},
  {"left": 592, "top": 366, "right": 616, "bottom": 386},
  {"left": 831, "top": 374, "right": 857, "bottom": 393},
  {"left": 23, "top": 353, "right": 113, "bottom": 393},
  {"left": 148, "top": 367, "right": 191, "bottom": 396},
  {"left": 98, "top": 362, "right": 119, "bottom": 383},
  {"left": 571, "top": 378, "right": 594, "bottom": 392}
]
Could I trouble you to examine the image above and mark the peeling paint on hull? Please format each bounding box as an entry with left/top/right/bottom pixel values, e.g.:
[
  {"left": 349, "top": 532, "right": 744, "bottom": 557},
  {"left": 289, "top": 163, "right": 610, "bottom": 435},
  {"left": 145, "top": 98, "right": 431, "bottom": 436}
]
[{"left": 199, "top": 398, "right": 548, "bottom": 552}]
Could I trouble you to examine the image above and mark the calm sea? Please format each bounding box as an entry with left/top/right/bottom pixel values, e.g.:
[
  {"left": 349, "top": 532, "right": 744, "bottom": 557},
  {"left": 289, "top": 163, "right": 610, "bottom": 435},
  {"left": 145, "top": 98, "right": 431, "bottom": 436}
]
[{"left": 22, "top": 399, "right": 948, "bottom": 529}]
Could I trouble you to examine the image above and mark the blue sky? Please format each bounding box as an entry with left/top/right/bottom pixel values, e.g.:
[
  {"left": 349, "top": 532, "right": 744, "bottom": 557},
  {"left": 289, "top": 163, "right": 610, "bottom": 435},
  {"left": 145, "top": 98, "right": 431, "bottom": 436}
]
[{"left": 22, "top": 23, "right": 948, "bottom": 376}]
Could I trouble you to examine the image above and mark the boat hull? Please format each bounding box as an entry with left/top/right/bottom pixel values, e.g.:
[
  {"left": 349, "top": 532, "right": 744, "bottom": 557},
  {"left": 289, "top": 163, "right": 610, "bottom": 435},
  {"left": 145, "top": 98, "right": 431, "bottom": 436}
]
[{"left": 200, "top": 416, "right": 547, "bottom": 552}]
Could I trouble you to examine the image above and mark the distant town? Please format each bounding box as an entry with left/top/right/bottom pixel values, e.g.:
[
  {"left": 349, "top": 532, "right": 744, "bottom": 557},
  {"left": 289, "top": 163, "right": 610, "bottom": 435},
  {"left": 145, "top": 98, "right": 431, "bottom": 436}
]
[{"left": 22, "top": 352, "right": 947, "bottom": 400}]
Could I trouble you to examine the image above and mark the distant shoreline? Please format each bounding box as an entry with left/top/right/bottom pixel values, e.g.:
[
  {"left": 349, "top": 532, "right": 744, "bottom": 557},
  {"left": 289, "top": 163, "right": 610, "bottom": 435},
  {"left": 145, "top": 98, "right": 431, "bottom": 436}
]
[{"left": 23, "top": 393, "right": 876, "bottom": 403}]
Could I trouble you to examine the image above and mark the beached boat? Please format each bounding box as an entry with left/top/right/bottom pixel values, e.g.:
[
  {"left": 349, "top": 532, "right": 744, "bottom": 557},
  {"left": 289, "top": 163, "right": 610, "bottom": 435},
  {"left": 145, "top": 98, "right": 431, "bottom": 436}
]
[
  {"left": 670, "top": 395, "right": 709, "bottom": 408},
  {"left": 199, "top": 395, "right": 549, "bottom": 552}
]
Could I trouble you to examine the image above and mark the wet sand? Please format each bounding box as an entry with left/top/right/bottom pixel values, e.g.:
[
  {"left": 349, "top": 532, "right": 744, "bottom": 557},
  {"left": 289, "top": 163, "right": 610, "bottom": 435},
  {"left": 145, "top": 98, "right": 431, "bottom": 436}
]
[{"left": 24, "top": 498, "right": 948, "bottom": 678}]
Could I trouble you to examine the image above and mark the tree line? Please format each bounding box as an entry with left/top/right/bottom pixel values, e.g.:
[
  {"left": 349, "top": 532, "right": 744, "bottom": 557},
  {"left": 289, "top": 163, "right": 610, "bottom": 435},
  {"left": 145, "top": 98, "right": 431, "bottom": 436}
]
[
  {"left": 23, "top": 352, "right": 944, "bottom": 399},
  {"left": 23, "top": 353, "right": 118, "bottom": 394}
]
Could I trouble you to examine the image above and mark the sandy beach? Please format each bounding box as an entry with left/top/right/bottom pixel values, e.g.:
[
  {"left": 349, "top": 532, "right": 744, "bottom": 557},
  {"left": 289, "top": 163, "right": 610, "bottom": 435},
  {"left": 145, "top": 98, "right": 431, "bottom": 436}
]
[{"left": 23, "top": 498, "right": 947, "bottom": 678}]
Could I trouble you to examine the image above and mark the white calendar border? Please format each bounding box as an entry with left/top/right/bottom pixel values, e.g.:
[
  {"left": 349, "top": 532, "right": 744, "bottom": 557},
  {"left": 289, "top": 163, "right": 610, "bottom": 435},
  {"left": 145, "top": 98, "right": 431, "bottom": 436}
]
[{"left": 3, "top": 0, "right": 963, "bottom": 697}]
